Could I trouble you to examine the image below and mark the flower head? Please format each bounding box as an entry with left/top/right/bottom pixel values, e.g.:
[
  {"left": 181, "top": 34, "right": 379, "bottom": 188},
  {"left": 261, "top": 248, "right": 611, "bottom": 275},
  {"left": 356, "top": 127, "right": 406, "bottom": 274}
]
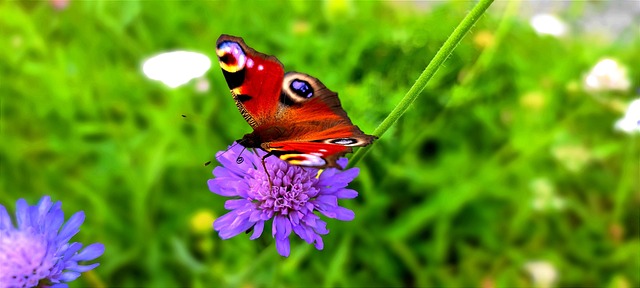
[
  {"left": 0, "top": 196, "right": 104, "bottom": 288},
  {"left": 530, "top": 14, "right": 568, "bottom": 37},
  {"left": 584, "top": 58, "right": 631, "bottom": 92},
  {"left": 208, "top": 143, "right": 360, "bottom": 257},
  {"left": 530, "top": 178, "right": 565, "bottom": 211},
  {"left": 615, "top": 98, "right": 640, "bottom": 134},
  {"left": 142, "top": 51, "right": 211, "bottom": 88},
  {"left": 524, "top": 260, "right": 558, "bottom": 288}
]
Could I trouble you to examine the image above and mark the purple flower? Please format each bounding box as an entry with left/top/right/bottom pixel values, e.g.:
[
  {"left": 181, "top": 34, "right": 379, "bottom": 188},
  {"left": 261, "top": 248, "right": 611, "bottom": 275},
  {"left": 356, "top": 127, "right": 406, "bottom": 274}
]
[
  {"left": 0, "top": 196, "right": 104, "bottom": 288},
  {"left": 208, "top": 143, "right": 360, "bottom": 257}
]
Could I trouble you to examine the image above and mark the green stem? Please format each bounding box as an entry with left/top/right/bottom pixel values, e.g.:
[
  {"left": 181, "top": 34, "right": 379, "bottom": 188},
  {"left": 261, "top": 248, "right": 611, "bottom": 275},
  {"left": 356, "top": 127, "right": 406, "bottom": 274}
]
[{"left": 348, "top": 0, "right": 494, "bottom": 168}]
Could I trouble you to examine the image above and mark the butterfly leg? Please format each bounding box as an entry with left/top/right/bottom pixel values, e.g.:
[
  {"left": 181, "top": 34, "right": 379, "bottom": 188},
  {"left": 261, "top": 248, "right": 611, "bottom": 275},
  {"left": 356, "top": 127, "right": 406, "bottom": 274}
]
[{"left": 261, "top": 151, "right": 275, "bottom": 192}]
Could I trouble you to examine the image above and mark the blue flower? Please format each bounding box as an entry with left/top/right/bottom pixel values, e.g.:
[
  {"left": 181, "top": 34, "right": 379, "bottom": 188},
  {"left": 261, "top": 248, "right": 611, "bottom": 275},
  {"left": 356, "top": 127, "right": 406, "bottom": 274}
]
[
  {"left": 0, "top": 196, "right": 104, "bottom": 288},
  {"left": 208, "top": 143, "right": 360, "bottom": 257}
]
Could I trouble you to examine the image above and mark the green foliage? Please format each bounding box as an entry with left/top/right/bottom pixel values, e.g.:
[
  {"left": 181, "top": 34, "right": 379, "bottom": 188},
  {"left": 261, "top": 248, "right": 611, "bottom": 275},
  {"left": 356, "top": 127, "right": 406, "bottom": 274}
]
[{"left": 1, "top": 1, "right": 637, "bottom": 287}]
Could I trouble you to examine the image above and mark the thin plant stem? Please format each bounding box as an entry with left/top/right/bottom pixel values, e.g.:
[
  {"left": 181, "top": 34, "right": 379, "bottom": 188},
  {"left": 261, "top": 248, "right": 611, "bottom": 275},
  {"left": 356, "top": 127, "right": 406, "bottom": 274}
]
[
  {"left": 448, "top": 0, "right": 519, "bottom": 107},
  {"left": 348, "top": 0, "right": 495, "bottom": 168}
]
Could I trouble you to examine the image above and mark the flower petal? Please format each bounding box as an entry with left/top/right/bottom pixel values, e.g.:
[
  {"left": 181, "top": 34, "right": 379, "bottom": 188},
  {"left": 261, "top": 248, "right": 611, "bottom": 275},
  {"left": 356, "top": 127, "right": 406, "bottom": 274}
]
[
  {"left": 58, "top": 271, "right": 81, "bottom": 282},
  {"left": 71, "top": 243, "right": 105, "bottom": 261},
  {"left": 292, "top": 224, "right": 314, "bottom": 244},
  {"left": 208, "top": 178, "right": 240, "bottom": 196},
  {"left": 57, "top": 211, "right": 85, "bottom": 244},
  {"left": 313, "top": 234, "right": 324, "bottom": 250},
  {"left": 336, "top": 158, "right": 348, "bottom": 169},
  {"left": 65, "top": 262, "right": 100, "bottom": 273},
  {"left": 314, "top": 196, "right": 339, "bottom": 218},
  {"left": 312, "top": 218, "right": 329, "bottom": 234},
  {"left": 334, "top": 188, "right": 358, "bottom": 199},
  {"left": 316, "top": 195, "right": 338, "bottom": 206},
  {"left": 213, "top": 211, "right": 238, "bottom": 231},
  {"left": 275, "top": 237, "right": 290, "bottom": 257},
  {"left": 333, "top": 207, "right": 355, "bottom": 221},
  {"left": 272, "top": 215, "right": 292, "bottom": 239},
  {"left": 290, "top": 211, "right": 300, "bottom": 225},
  {"left": 323, "top": 167, "right": 359, "bottom": 187},
  {"left": 214, "top": 211, "right": 255, "bottom": 239},
  {"left": 0, "top": 205, "right": 12, "bottom": 230},
  {"left": 321, "top": 166, "right": 338, "bottom": 177},
  {"left": 216, "top": 146, "right": 259, "bottom": 175},
  {"left": 45, "top": 206, "right": 65, "bottom": 240},
  {"left": 211, "top": 166, "right": 235, "bottom": 178},
  {"left": 250, "top": 221, "right": 265, "bottom": 240},
  {"left": 224, "top": 199, "right": 251, "bottom": 210},
  {"left": 16, "top": 198, "right": 30, "bottom": 230},
  {"left": 61, "top": 242, "right": 83, "bottom": 260},
  {"left": 32, "top": 196, "right": 53, "bottom": 229},
  {"left": 219, "top": 222, "right": 253, "bottom": 239}
]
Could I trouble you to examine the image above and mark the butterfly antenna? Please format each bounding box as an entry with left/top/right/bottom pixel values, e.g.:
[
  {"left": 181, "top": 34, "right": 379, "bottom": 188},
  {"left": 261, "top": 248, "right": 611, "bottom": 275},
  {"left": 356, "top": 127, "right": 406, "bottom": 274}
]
[
  {"left": 235, "top": 146, "right": 248, "bottom": 165},
  {"left": 208, "top": 140, "right": 247, "bottom": 166}
]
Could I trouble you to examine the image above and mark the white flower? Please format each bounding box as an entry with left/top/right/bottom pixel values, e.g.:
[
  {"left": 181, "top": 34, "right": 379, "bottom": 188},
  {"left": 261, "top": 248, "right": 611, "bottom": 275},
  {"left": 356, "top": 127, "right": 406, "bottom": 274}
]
[
  {"left": 530, "top": 14, "right": 568, "bottom": 37},
  {"left": 615, "top": 98, "right": 640, "bottom": 134},
  {"left": 530, "top": 178, "right": 565, "bottom": 211},
  {"left": 142, "top": 51, "right": 211, "bottom": 88},
  {"left": 551, "top": 144, "right": 592, "bottom": 173},
  {"left": 584, "top": 58, "right": 631, "bottom": 92},
  {"left": 525, "top": 261, "right": 558, "bottom": 288}
]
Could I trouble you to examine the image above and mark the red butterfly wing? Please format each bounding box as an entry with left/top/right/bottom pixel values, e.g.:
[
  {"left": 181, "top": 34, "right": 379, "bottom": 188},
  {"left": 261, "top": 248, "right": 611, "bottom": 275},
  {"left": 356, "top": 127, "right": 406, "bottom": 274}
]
[
  {"left": 216, "top": 35, "right": 377, "bottom": 168},
  {"left": 272, "top": 72, "right": 376, "bottom": 146},
  {"left": 216, "top": 35, "right": 283, "bottom": 128},
  {"left": 254, "top": 72, "right": 376, "bottom": 168}
]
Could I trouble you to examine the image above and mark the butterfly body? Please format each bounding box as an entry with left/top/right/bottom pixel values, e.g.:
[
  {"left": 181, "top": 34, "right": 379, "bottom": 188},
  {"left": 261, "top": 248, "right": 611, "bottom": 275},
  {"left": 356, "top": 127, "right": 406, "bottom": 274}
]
[{"left": 216, "top": 35, "right": 376, "bottom": 168}]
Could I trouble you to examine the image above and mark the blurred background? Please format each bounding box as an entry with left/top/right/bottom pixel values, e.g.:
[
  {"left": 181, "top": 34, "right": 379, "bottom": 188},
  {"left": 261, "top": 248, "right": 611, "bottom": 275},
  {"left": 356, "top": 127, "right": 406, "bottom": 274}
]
[{"left": 1, "top": 0, "right": 638, "bottom": 287}]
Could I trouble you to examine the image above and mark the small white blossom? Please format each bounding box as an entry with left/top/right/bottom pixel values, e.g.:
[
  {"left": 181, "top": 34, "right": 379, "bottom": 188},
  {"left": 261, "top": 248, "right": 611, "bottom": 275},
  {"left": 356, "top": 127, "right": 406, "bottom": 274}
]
[
  {"left": 530, "top": 178, "right": 565, "bottom": 211},
  {"left": 142, "top": 51, "right": 211, "bottom": 88},
  {"left": 584, "top": 58, "right": 631, "bottom": 92},
  {"left": 525, "top": 261, "right": 558, "bottom": 288},
  {"left": 530, "top": 14, "right": 568, "bottom": 37},
  {"left": 615, "top": 98, "right": 640, "bottom": 134}
]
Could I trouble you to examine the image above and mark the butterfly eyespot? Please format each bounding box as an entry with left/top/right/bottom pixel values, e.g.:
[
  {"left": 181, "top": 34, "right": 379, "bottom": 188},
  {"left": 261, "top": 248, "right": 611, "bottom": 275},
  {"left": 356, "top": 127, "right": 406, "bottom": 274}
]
[
  {"left": 216, "top": 41, "right": 247, "bottom": 72},
  {"left": 290, "top": 79, "right": 314, "bottom": 98},
  {"left": 328, "top": 138, "right": 358, "bottom": 145},
  {"left": 219, "top": 54, "right": 235, "bottom": 65},
  {"left": 281, "top": 73, "right": 318, "bottom": 105},
  {"left": 236, "top": 156, "right": 244, "bottom": 164}
]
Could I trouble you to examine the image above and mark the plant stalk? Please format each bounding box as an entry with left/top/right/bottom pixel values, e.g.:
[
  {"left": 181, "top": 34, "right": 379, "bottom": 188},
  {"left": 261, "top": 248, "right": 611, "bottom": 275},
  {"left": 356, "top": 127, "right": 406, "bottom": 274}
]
[{"left": 349, "top": 0, "right": 495, "bottom": 168}]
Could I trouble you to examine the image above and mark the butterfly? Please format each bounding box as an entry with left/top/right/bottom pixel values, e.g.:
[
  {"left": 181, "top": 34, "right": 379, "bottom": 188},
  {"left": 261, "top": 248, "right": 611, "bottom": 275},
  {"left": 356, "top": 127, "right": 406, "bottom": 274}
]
[{"left": 215, "top": 34, "right": 377, "bottom": 169}]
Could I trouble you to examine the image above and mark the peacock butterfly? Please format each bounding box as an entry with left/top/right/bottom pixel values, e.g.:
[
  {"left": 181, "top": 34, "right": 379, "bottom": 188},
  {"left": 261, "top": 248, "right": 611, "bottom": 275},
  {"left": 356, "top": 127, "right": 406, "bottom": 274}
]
[{"left": 215, "top": 34, "right": 376, "bottom": 169}]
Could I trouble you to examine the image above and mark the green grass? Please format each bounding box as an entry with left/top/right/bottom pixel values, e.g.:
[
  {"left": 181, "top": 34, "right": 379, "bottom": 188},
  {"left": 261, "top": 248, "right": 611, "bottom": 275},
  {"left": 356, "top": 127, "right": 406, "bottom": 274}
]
[{"left": 1, "top": 1, "right": 638, "bottom": 287}]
